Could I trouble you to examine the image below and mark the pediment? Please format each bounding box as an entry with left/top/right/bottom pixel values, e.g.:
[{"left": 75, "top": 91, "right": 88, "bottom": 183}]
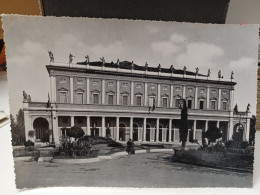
[
  {"left": 106, "top": 90, "right": 116, "bottom": 94},
  {"left": 57, "top": 87, "right": 68, "bottom": 91},
  {"left": 148, "top": 93, "right": 156, "bottom": 96},
  {"left": 74, "top": 88, "right": 85, "bottom": 92},
  {"left": 121, "top": 91, "right": 129, "bottom": 95},
  {"left": 135, "top": 92, "right": 143, "bottom": 95},
  {"left": 90, "top": 89, "right": 100, "bottom": 93}
]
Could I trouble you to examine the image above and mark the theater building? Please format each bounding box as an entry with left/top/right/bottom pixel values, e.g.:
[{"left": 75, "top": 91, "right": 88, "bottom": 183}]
[{"left": 23, "top": 58, "right": 252, "bottom": 144}]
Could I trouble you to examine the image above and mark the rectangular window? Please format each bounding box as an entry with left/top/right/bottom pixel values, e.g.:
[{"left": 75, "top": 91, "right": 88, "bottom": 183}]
[
  {"left": 60, "top": 92, "right": 67, "bottom": 103},
  {"left": 223, "top": 102, "right": 227, "bottom": 110},
  {"left": 93, "top": 94, "right": 99, "bottom": 104},
  {"left": 162, "top": 98, "right": 168, "bottom": 108},
  {"left": 199, "top": 100, "right": 204, "bottom": 109},
  {"left": 175, "top": 99, "right": 181, "bottom": 108},
  {"left": 188, "top": 99, "right": 192, "bottom": 109},
  {"left": 108, "top": 95, "right": 114, "bottom": 105},
  {"left": 136, "top": 96, "right": 142, "bottom": 106},
  {"left": 123, "top": 96, "right": 128, "bottom": 106},
  {"left": 211, "top": 101, "right": 216, "bottom": 110},
  {"left": 76, "top": 93, "right": 83, "bottom": 104}
]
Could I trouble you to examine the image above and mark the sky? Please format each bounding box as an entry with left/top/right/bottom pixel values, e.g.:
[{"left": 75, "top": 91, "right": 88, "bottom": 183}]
[{"left": 2, "top": 15, "right": 259, "bottom": 115}]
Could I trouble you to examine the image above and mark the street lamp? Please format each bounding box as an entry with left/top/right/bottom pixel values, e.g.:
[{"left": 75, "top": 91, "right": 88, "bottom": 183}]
[{"left": 46, "top": 94, "right": 55, "bottom": 146}]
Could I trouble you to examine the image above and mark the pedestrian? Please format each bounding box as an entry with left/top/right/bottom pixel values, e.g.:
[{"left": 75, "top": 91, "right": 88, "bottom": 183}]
[{"left": 126, "top": 138, "right": 132, "bottom": 154}]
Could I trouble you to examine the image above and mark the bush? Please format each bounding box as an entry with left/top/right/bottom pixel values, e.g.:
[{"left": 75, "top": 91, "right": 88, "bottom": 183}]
[
  {"left": 204, "top": 126, "right": 222, "bottom": 144},
  {"left": 107, "top": 140, "right": 123, "bottom": 148},
  {"left": 28, "top": 130, "right": 35, "bottom": 138},
  {"left": 67, "top": 126, "right": 85, "bottom": 140},
  {"left": 24, "top": 140, "right": 35, "bottom": 151},
  {"left": 225, "top": 140, "right": 250, "bottom": 149},
  {"left": 57, "top": 138, "right": 91, "bottom": 157}
]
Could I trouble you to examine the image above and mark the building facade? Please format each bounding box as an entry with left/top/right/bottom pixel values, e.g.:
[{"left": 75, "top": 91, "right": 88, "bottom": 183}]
[{"left": 23, "top": 59, "right": 252, "bottom": 144}]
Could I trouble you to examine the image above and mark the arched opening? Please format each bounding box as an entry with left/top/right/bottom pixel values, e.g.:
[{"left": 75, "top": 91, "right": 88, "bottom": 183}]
[
  {"left": 133, "top": 123, "right": 139, "bottom": 141},
  {"left": 33, "top": 117, "right": 49, "bottom": 142},
  {"left": 146, "top": 124, "right": 151, "bottom": 141},
  {"left": 159, "top": 124, "right": 163, "bottom": 142},
  {"left": 233, "top": 123, "right": 244, "bottom": 141},
  {"left": 119, "top": 123, "right": 126, "bottom": 141}
]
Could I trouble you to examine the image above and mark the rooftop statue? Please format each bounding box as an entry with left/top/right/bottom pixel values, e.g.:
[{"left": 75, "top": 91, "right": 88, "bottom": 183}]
[
  {"left": 100, "top": 57, "right": 105, "bottom": 66},
  {"left": 231, "top": 71, "right": 234, "bottom": 80},
  {"left": 218, "top": 70, "right": 223, "bottom": 79},
  {"left": 131, "top": 61, "right": 134, "bottom": 69},
  {"left": 170, "top": 65, "right": 174, "bottom": 72},
  {"left": 158, "top": 64, "right": 161, "bottom": 71},
  {"left": 183, "top": 66, "right": 187, "bottom": 74},
  {"left": 85, "top": 55, "right": 89, "bottom": 64},
  {"left": 195, "top": 67, "right": 199, "bottom": 76},
  {"left": 145, "top": 62, "right": 148, "bottom": 69},
  {"left": 48, "top": 51, "right": 54, "bottom": 63},
  {"left": 207, "top": 69, "right": 211, "bottom": 77},
  {"left": 69, "top": 53, "right": 74, "bottom": 64}
]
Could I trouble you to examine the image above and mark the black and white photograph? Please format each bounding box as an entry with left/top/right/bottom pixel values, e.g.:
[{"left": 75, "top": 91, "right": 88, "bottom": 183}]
[{"left": 2, "top": 15, "right": 258, "bottom": 189}]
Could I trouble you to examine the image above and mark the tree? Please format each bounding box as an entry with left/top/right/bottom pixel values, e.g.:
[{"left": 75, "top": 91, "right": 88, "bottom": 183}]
[
  {"left": 10, "top": 109, "right": 26, "bottom": 146},
  {"left": 179, "top": 99, "right": 188, "bottom": 148},
  {"left": 249, "top": 115, "right": 256, "bottom": 145},
  {"left": 67, "top": 126, "right": 85, "bottom": 140},
  {"left": 204, "top": 126, "right": 222, "bottom": 145}
]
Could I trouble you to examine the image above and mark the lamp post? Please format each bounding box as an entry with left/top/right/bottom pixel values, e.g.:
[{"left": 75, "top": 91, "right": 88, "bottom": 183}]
[{"left": 46, "top": 95, "right": 55, "bottom": 146}]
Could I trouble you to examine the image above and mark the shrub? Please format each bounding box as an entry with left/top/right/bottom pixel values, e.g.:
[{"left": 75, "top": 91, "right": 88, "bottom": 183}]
[
  {"left": 57, "top": 138, "right": 91, "bottom": 157},
  {"left": 67, "top": 126, "right": 85, "bottom": 140},
  {"left": 24, "top": 140, "right": 35, "bottom": 151},
  {"left": 204, "top": 126, "right": 222, "bottom": 144},
  {"left": 28, "top": 130, "right": 35, "bottom": 138},
  {"left": 107, "top": 140, "right": 123, "bottom": 148}
]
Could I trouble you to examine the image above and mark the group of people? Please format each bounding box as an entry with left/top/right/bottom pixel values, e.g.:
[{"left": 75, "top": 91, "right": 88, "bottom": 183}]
[{"left": 126, "top": 138, "right": 135, "bottom": 154}]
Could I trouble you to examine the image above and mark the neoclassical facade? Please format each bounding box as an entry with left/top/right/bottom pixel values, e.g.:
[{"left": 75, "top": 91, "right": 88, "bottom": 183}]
[{"left": 23, "top": 59, "right": 251, "bottom": 144}]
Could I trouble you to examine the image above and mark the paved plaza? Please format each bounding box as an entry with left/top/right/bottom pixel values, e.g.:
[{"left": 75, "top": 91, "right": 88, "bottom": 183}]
[{"left": 15, "top": 152, "right": 252, "bottom": 189}]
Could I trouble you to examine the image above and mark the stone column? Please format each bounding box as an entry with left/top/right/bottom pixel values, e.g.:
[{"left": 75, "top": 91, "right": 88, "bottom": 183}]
[
  {"left": 143, "top": 118, "right": 147, "bottom": 141},
  {"left": 131, "top": 82, "right": 134, "bottom": 105},
  {"left": 229, "top": 88, "right": 234, "bottom": 111},
  {"left": 194, "top": 86, "right": 198, "bottom": 109},
  {"left": 24, "top": 111, "right": 31, "bottom": 141},
  {"left": 87, "top": 78, "right": 90, "bottom": 104},
  {"left": 170, "top": 85, "right": 173, "bottom": 108},
  {"left": 70, "top": 77, "right": 74, "bottom": 103},
  {"left": 193, "top": 120, "right": 197, "bottom": 140},
  {"left": 217, "top": 121, "right": 220, "bottom": 128},
  {"left": 205, "top": 120, "right": 208, "bottom": 132},
  {"left": 130, "top": 117, "right": 133, "bottom": 140},
  {"left": 245, "top": 118, "right": 250, "bottom": 141},
  {"left": 182, "top": 86, "right": 186, "bottom": 99},
  {"left": 52, "top": 112, "right": 59, "bottom": 142},
  {"left": 71, "top": 116, "right": 74, "bottom": 127},
  {"left": 102, "top": 117, "right": 106, "bottom": 137},
  {"left": 218, "top": 88, "right": 221, "bottom": 110},
  {"left": 206, "top": 87, "right": 210, "bottom": 109},
  {"left": 102, "top": 80, "right": 105, "bottom": 104},
  {"left": 228, "top": 119, "right": 233, "bottom": 140},
  {"left": 156, "top": 118, "right": 160, "bottom": 142},
  {"left": 86, "top": 116, "right": 90, "bottom": 135},
  {"left": 144, "top": 83, "right": 148, "bottom": 106},
  {"left": 169, "top": 119, "right": 172, "bottom": 142},
  {"left": 50, "top": 76, "right": 56, "bottom": 102},
  {"left": 116, "top": 117, "right": 119, "bottom": 141},
  {"left": 117, "top": 81, "right": 120, "bottom": 105},
  {"left": 157, "top": 84, "right": 161, "bottom": 107}
]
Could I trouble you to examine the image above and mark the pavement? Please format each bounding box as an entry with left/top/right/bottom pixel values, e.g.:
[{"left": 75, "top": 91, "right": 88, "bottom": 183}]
[{"left": 14, "top": 151, "right": 252, "bottom": 189}]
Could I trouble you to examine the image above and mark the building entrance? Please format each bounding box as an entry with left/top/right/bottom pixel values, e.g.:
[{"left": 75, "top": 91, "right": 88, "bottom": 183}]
[{"left": 33, "top": 117, "right": 49, "bottom": 142}]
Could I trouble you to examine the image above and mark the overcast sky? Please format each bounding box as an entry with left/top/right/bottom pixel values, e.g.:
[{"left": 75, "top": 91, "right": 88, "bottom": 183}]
[{"left": 2, "top": 16, "right": 259, "bottom": 115}]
